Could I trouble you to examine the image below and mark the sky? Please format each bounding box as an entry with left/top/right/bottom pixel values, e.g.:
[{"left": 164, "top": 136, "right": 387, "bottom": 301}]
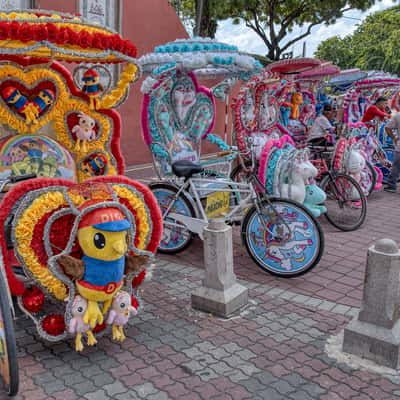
[{"left": 214, "top": 0, "right": 396, "bottom": 58}]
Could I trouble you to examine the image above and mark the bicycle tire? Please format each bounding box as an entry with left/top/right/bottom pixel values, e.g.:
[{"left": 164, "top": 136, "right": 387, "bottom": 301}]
[
  {"left": 150, "top": 182, "right": 196, "bottom": 254},
  {"left": 320, "top": 173, "right": 367, "bottom": 231},
  {"left": 362, "top": 161, "right": 377, "bottom": 196},
  {"left": 0, "top": 258, "right": 18, "bottom": 396},
  {"left": 241, "top": 198, "right": 324, "bottom": 278},
  {"left": 230, "top": 161, "right": 254, "bottom": 183}
]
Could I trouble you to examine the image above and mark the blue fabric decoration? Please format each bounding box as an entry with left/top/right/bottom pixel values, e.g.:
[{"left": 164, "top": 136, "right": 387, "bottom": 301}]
[{"left": 82, "top": 255, "right": 125, "bottom": 286}]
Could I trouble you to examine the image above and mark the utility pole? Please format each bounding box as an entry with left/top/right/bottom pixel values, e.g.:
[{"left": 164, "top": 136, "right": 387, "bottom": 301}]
[{"left": 302, "top": 41, "right": 307, "bottom": 57}]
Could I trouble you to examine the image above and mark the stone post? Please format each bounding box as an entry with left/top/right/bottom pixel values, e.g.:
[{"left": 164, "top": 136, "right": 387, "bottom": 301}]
[
  {"left": 343, "top": 238, "right": 400, "bottom": 369},
  {"left": 191, "top": 218, "right": 248, "bottom": 317}
]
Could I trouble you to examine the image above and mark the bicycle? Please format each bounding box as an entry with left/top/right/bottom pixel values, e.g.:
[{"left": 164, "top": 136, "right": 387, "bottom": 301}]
[
  {"left": 150, "top": 150, "right": 324, "bottom": 278},
  {"left": 309, "top": 145, "right": 367, "bottom": 231}
]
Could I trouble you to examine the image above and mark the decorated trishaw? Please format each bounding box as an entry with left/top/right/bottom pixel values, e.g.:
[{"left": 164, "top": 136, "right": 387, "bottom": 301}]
[
  {"left": 343, "top": 74, "right": 400, "bottom": 186},
  {"left": 230, "top": 59, "right": 367, "bottom": 231},
  {"left": 0, "top": 10, "right": 163, "bottom": 396},
  {"left": 137, "top": 39, "right": 324, "bottom": 278}
]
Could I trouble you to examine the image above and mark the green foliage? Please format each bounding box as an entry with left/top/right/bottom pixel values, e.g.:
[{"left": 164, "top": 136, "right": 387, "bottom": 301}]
[
  {"left": 170, "top": 0, "right": 376, "bottom": 60},
  {"left": 316, "top": 5, "right": 400, "bottom": 74},
  {"left": 315, "top": 36, "right": 354, "bottom": 69}
]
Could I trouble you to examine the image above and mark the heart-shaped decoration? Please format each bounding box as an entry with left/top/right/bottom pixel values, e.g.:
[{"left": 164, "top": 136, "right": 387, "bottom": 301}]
[
  {"left": 142, "top": 72, "right": 215, "bottom": 170},
  {"left": 0, "top": 79, "right": 57, "bottom": 124}
]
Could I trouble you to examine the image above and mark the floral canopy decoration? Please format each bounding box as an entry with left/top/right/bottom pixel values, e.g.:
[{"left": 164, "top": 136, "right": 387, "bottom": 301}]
[
  {"left": 138, "top": 37, "right": 262, "bottom": 80},
  {"left": 0, "top": 10, "right": 137, "bottom": 63}
]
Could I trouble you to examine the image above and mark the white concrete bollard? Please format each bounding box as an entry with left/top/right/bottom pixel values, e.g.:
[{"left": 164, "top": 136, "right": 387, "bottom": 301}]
[
  {"left": 343, "top": 238, "right": 400, "bottom": 369},
  {"left": 191, "top": 218, "right": 248, "bottom": 317}
]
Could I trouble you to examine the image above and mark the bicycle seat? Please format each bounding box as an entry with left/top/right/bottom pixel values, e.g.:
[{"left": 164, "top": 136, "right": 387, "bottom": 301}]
[{"left": 172, "top": 160, "right": 204, "bottom": 178}]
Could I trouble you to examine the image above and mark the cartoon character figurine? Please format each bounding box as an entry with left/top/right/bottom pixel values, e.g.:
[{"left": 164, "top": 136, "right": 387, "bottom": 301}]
[
  {"left": 106, "top": 290, "right": 137, "bottom": 342},
  {"left": 279, "top": 102, "right": 292, "bottom": 126},
  {"left": 31, "top": 89, "right": 55, "bottom": 119},
  {"left": 72, "top": 112, "right": 97, "bottom": 152},
  {"left": 25, "top": 140, "right": 44, "bottom": 174},
  {"left": 81, "top": 154, "right": 107, "bottom": 176},
  {"left": 290, "top": 92, "right": 303, "bottom": 119},
  {"left": 81, "top": 69, "right": 103, "bottom": 109},
  {"left": 68, "top": 295, "right": 97, "bottom": 351},
  {"left": 58, "top": 205, "right": 149, "bottom": 328},
  {"left": 2, "top": 86, "right": 38, "bottom": 124}
]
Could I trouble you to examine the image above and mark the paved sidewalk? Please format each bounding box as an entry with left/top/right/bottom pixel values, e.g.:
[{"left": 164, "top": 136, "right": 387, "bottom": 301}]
[
  {"left": 9, "top": 259, "right": 400, "bottom": 400},
  {"left": 5, "top": 186, "right": 400, "bottom": 399},
  {"left": 163, "top": 189, "right": 400, "bottom": 309}
]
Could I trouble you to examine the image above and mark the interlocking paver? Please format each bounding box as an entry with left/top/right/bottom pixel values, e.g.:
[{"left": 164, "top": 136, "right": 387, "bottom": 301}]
[
  {"left": 10, "top": 190, "right": 400, "bottom": 400},
  {"left": 84, "top": 389, "right": 112, "bottom": 400}
]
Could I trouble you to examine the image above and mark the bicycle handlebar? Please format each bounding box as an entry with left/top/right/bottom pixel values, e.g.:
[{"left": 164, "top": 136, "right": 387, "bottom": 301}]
[{"left": 9, "top": 173, "right": 36, "bottom": 183}]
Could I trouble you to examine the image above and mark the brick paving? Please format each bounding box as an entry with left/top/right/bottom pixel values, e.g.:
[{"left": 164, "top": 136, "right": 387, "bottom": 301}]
[{"left": 3, "top": 185, "right": 400, "bottom": 399}]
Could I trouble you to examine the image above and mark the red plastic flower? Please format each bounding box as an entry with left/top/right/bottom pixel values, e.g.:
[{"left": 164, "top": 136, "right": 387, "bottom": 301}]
[
  {"left": 78, "top": 31, "right": 92, "bottom": 49},
  {"left": 0, "top": 21, "right": 10, "bottom": 40},
  {"left": 18, "top": 23, "right": 32, "bottom": 43},
  {"left": 46, "top": 23, "right": 58, "bottom": 42},
  {"left": 32, "top": 24, "right": 48, "bottom": 42},
  {"left": 42, "top": 314, "right": 66, "bottom": 336}
]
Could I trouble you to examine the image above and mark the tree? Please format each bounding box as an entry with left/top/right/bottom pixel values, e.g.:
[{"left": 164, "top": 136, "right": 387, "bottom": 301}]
[
  {"left": 170, "top": 0, "right": 377, "bottom": 61},
  {"left": 225, "top": 0, "right": 376, "bottom": 61},
  {"left": 169, "top": 0, "right": 230, "bottom": 38},
  {"left": 314, "top": 36, "right": 354, "bottom": 69},
  {"left": 315, "top": 5, "right": 400, "bottom": 75}
]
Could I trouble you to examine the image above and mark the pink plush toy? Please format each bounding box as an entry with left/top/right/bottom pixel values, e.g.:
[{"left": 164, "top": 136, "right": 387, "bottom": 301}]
[
  {"left": 69, "top": 295, "right": 97, "bottom": 351},
  {"left": 106, "top": 290, "right": 137, "bottom": 342},
  {"left": 72, "top": 112, "right": 96, "bottom": 153}
]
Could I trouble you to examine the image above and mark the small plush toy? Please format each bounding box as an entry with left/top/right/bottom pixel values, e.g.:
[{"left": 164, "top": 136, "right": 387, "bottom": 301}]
[
  {"left": 106, "top": 290, "right": 137, "bottom": 342},
  {"left": 72, "top": 112, "right": 97, "bottom": 152},
  {"left": 303, "top": 184, "right": 327, "bottom": 218},
  {"left": 58, "top": 204, "right": 149, "bottom": 328},
  {"left": 2, "top": 86, "right": 38, "bottom": 124},
  {"left": 31, "top": 89, "right": 55, "bottom": 119},
  {"left": 68, "top": 295, "right": 97, "bottom": 351},
  {"left": 290, "top": 92, "right": 303, "bottom": 119},
  {"left": 81, "top": 69, "right": 103, "bottom": 109}
]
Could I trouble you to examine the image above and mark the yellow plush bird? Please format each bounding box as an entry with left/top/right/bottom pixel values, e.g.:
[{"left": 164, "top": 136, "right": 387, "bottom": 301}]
[{"left": 59, "top": 203, "right": 148, "bottom": 328}]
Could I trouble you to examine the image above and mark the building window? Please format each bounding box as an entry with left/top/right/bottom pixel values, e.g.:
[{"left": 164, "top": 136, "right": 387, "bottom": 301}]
[
  {"left": 78, "top": 0, "right": 121, "bottom": 33},
  {"left": 78, "top": 0, "right": 122, "bottom": 85},
  {"left": 0, "top": 0, "right": 36, "bottom": 8}
]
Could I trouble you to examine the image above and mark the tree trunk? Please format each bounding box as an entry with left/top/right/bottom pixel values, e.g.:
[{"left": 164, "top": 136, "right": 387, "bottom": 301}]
[
  {"left": 194, "top": 0, "right": 205, "bottom": 36},
  {"left": 194, "top": 0, "right": 217, "bottom": 38}
]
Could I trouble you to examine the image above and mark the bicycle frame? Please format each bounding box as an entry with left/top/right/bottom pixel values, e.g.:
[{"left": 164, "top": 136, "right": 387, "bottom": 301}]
[{"left": 161, "top": 176, "right": 257, "bottom": 239}]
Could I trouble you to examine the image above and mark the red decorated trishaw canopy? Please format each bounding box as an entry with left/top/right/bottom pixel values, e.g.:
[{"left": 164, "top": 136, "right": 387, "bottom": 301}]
[{"left": 0, "top": 10, "right": 137, "bottom": 63}]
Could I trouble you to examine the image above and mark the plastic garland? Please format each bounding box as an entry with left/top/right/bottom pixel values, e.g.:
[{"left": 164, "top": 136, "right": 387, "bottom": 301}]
[
  {"left": 99, "top": 63, "right": 138, "bottom": 109},
  {"left": 0, "top": 10, "right": 137, "bottom": 63},
  {"left": 138, "top": 37, "right": 262, "bottom": 77},
  {"left": 206, "top": 133, "right": 230, "bottom": 151}
]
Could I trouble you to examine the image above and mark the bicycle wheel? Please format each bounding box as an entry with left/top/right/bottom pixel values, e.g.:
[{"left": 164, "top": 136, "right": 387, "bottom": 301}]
[
  {"left": 241, "top": 198, "right": 324, "bottom": 277},
  {"left": 360, "top": 161, "right": 377, "bottom": 196},
  {"left": 150, "top": 182, "right": 196, "bottom": 254},
  {"left": 0, "top": 259, "right": 18, "bottom": 396},
  {"left": 230, "top": 161, "right": 254, "bottom": 183},
  {"left": 320, "top": 173, "right": 367, "bottom": 231}
]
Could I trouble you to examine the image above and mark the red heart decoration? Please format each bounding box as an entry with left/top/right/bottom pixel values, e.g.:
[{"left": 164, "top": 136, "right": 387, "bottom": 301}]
[{"left": 0, "top": 79, "right": 57, "bottom": 120}]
